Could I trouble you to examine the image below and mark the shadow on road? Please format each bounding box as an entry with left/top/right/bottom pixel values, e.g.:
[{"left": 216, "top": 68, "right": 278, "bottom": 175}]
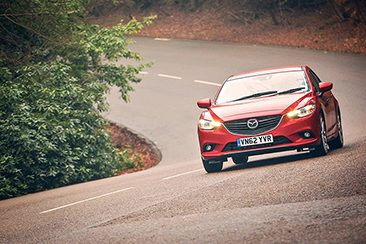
[
  {"left": 221, "top": 144, "right": 352, "bottom": 173},
  {"left": 222, "top": 151, "right": 315, "bottom": 172}
]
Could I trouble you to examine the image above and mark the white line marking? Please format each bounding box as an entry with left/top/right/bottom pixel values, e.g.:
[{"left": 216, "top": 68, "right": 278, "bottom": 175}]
[
  {"left": 158, "top": 74, "right": 182, "bottom": 80},
  {"left": 162, "top": 169, "right": 204, "bottom": 181},
  {"left": 194, "top": 80, "right": 221, "bottom": 87},
  {"left": 154, "top": 38, "right": 171, "bottom": 41},
  {"left": 139, "top": 71, "right": 148, "bottom": 75},
  {"left": 40, "top": 187, "right": 134, "bottom": 214}
]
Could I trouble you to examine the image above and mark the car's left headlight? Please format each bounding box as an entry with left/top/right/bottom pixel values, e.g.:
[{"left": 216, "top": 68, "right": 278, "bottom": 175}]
[{"left": 287, "top": 104, "right": 316, "bottom": 119}]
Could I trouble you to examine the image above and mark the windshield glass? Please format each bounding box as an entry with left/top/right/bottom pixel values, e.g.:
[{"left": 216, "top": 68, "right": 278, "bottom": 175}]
[{"left": 216, "top": 70, "right": 310, "bottom": 104}]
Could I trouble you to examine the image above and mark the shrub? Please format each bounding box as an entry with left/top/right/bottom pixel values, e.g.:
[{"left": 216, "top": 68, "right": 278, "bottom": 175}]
[{"left": 0, "top": 0, "right": 154, "bottom": 199}]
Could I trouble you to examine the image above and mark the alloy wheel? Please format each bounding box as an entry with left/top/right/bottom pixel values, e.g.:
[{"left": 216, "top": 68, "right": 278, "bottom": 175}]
[{"left": 320, "top": 115, "right": 329, "bottom": 153}]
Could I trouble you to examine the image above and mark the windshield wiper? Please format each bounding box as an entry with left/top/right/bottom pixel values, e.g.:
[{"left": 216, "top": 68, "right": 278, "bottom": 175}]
[
  {"left": 230, "top": 90, "right": 278, "bottom": 102},
  {"left": 278, "top": 87, "right": 305, "bottom": 95}
]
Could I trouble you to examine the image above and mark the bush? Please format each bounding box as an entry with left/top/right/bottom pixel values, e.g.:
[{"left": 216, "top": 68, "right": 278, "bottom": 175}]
[
  {"left": 116, "top": 147, "right": 143, "bottom": 171},
  {"left": 0, "top": 1, "right": 154, "bottom": 199},
  {"left": 0, "top": 63, "right": 119, "bottom": 198}
]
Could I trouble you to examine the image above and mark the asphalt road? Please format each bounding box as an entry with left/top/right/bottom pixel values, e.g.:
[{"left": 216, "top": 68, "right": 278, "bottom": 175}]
[{"left": 1, "top": 37, "right": 366, "bottom": 243}]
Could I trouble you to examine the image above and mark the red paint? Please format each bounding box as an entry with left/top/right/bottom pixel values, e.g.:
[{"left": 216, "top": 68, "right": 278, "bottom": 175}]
[{"left": 197, "top": 66, "right": 341, "bottom": 161}]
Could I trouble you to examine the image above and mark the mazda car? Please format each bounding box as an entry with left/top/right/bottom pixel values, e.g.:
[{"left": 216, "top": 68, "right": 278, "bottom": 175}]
[{"left": 197, "top": 66, "right": 343, "bottom": 173}]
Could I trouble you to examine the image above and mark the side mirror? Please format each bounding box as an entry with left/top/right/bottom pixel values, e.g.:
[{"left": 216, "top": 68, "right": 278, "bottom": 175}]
[
  {"left": 319, "top": 81, "right": 333, "bottom": 93},
  {"left": 197, "top": 98, "right": 212, "bottom": 109}
]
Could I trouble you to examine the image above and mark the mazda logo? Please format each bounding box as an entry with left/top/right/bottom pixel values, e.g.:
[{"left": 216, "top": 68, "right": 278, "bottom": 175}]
[{"left": 247, "top": 118, "right": 259, "bottom": 129}]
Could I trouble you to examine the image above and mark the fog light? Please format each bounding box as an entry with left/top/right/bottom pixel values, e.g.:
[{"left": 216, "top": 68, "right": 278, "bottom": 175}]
[
  {"left": 299, "top": 130, "right": 314, "bottom": 139},
  {"left": 203, "top": 144, "right": 216, "bottom": 152},
  {"left": 304, "top": 132, "right": 311, "bottom": 138}
]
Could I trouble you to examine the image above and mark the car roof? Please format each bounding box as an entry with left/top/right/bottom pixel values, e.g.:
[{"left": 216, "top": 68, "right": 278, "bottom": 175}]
[{"left": 227, "top": 66, "right": 305, "bottom": 81}]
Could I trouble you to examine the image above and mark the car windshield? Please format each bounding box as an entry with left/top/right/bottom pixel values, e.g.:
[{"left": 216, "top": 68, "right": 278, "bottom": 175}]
[{"left": 216, "top": 70, "right": 310, "bottom": 104}]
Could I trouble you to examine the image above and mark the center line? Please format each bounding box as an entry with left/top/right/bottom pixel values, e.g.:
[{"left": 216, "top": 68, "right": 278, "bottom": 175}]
[
  {"left": 162, "top": 169, "right": 204, "bottom": 181},
  {"left": 158, "top": 74, "right": 182, "bottom": 80},
  {"left": 154, "top": 38, "right": 171, "bottom": 41},
  {"left": 194, "top": 80, "right": 221, "bottom": 87},
  {"left": 40, "top": 187, "right": 134, "bottom": 214}
]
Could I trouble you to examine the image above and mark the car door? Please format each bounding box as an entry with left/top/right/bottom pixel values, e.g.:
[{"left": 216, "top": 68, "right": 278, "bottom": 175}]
[{"left": 308, "top": 69, "right": 337, "bottom": 136}]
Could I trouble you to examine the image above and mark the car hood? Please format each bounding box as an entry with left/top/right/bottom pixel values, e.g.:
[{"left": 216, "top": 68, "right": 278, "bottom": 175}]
[{"left": 210, "top": 92, "right": 312, "bottom": 121}]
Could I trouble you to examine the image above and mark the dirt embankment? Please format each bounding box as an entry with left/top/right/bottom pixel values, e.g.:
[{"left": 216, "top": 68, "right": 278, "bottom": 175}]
[
  {"left": 107, "top": 123, "right": 162, "bottom": 175},
  {"left": 90, "top": 4, "right": 366, "bottom": 54}
]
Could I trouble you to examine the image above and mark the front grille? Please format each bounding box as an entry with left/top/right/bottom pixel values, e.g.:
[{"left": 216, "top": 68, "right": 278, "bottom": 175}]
[
  {"left": 222, "top": 136, "right": 291, "bottom": 152},
  {"left": 224, "top": 115, "right": 282, "bottom": 135}
]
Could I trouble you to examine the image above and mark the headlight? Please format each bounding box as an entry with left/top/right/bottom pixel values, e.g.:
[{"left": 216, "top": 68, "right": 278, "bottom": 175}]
[
  {"left": 287, "top": 104, "right": 316, "bottom": 119},
  {"left": 198, "top": 119, "right": 222, "bottom": 130},
  {"left": 198, "top": 112, "right": 222, "bottom": 130}
]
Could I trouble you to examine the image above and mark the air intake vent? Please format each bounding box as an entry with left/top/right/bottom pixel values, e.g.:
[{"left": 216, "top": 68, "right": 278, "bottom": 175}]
[{"left": 224, "top": 115, "right": 282, "bottom": 135}]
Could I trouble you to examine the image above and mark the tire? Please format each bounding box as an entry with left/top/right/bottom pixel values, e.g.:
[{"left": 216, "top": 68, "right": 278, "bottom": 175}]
[
  {"left": 311, "top": 114, "right": 329, "bottom": 157},
  {"left": 232, "top": 155, "right": 249, "bottom": 165},
  {"left": 202, "top": 159, "right": 223, "bottom": 173},
  {"left": 330, "top": 112, "right": 344, "bottom": 149}
]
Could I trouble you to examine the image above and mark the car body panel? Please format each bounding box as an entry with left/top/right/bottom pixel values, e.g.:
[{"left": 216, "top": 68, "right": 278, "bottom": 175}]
[{"left": 197, "top": 66, "right": 341, "bottom": 163}]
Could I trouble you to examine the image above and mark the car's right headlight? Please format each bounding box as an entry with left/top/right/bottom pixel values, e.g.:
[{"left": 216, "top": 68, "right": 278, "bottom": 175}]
[
  {"left": 198, "top": 112, "right": 222, "bottom": 130},
  {"left": 198, "top": 119, "right": 222, "bottom": 130}
]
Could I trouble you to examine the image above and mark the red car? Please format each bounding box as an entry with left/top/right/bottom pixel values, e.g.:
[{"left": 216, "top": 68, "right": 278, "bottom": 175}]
[{"left": 197, "top": 66, "right": 343, "bottom": 173}]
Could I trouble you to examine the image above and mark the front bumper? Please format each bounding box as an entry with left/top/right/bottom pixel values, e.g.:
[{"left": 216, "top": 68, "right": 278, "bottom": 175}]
[{"left": 198, "top": 113, "right": 321, "bottom": 161}]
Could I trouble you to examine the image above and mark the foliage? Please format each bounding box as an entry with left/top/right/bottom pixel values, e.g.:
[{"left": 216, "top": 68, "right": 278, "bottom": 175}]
[
  {"left": 222, "top": 0, "right": 365, "bottom": 25},
  {"left": 91, "top": 0, "right": 365, "bottom": 25},
  {"left": 116, "top": 147, "right": 143, "bottom": 171},
  {"left": 0, "top": 0, "right": 154, "bottom": 199}
]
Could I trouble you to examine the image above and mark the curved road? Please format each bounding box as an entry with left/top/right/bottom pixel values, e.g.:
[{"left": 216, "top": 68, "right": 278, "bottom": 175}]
[{"left": 1, "top": 38, "right": 366, "bottom": 243}]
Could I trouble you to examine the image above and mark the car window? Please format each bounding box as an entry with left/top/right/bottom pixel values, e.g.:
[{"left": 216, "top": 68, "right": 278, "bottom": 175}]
[
  {"left": 216, "top": 70, "right": 310, "bottom": 104},
  {"left": 308, "top": 69, "right": 321, "bottom": 92}
]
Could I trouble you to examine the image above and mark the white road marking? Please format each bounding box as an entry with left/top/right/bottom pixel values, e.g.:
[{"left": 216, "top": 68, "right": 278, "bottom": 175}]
[
  {"left": 139, "top": 71, "right": 149, "bottom": 75},
  {"left": 154, "top": 38, "right": 171, "bottom": 41},
  {"left": 194, "top": 80, "right": 221, "bottom": 87},
  {"left": 40, "top": 187, "right": 134, "bottom": 214},
  {"left": 158, "top": 74, "right": 182, "bottom": 80},
  {"left": 162, "top": 169, "right": 204, "bottom": 181}
]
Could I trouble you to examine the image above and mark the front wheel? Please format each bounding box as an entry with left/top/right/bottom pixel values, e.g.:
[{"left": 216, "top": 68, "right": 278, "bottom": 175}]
[
  {"left": 311, "top": 114, "right": 329, "bottom": 157},
  {"left": 202, "top": 159, "right": 223, "bottom": 173},
  {"left": 330, "top": 112, "right": 344, "bottom": 149}
]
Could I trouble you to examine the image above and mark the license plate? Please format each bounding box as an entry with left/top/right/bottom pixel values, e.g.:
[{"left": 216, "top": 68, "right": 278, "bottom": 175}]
[{"left": 237, "top": 134, "right": 274, "bottom": 147}]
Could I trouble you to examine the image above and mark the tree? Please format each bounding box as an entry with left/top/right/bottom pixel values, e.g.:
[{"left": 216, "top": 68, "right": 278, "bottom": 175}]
[
  {"left": 329, "top": 0, "right": 366, "bottom": 24},
  {"left": 0, "top": 0, "right": 154, "bottom": 199}
]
